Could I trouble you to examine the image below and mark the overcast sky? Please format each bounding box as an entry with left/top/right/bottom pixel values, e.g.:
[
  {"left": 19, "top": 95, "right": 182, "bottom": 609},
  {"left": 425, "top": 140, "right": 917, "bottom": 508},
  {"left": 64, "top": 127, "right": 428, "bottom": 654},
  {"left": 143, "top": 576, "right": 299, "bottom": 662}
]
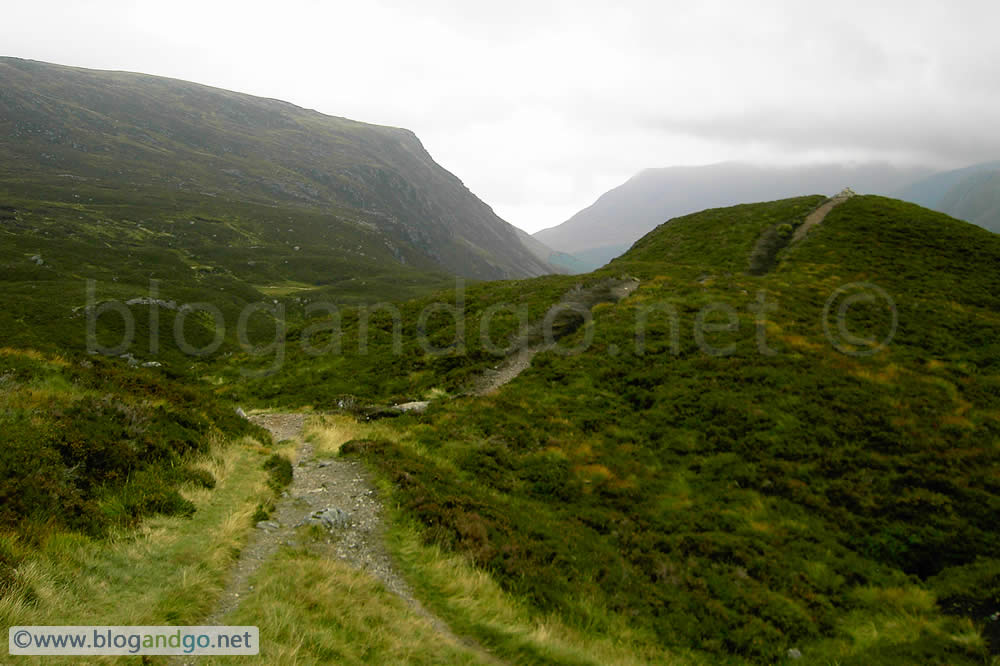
[{"left": 4, "top": 0, "right": 999, "bottom": 232}]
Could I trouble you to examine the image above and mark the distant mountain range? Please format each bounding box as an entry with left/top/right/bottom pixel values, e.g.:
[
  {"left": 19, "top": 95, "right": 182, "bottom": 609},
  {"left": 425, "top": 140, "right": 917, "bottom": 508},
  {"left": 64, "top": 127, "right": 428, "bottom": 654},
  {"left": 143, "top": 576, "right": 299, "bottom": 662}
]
[
  {"left": 0, "top": 57, "right": 553, "bottom": 281},
  {"left": 897, "top": 161, "right": 1000, "bottom": 234},
  {"left": 535, "top": 161, "right": 1000, "bottom": 272}
]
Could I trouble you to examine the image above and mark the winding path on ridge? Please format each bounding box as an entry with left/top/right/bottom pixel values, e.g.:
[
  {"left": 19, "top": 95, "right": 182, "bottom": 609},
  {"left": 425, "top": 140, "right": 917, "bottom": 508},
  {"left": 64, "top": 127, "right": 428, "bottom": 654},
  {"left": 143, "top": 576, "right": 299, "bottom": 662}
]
[
  {"left": 790, "top": 188, "right": 855, "bottom": 245},
  {"left": 198, "top": 413, "right": 501, "bottom": 664}
]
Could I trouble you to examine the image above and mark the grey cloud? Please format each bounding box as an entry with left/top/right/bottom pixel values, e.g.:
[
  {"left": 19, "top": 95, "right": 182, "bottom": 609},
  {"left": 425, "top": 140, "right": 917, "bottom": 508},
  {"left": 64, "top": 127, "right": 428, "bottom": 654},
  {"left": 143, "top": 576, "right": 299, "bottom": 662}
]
[
  {"left": 641, "top": 104, "right": 1000, "bottom": 166},
  {"left": 2, "top": 0, "right": 999, "bottom": 232}
]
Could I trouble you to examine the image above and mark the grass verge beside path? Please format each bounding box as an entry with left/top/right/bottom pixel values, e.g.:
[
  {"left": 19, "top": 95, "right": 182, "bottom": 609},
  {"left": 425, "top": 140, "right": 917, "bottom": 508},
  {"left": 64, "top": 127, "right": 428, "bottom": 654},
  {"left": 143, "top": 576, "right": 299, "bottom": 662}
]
[
  {"left": 384, "top": 509, "right": 702, "bottom": 666},
  {"left": 207, "top": 548, "right": 489, "bottom": 665},
  {"left": 0, "top": 434, "right": 283, "bottom": 664},
  {"left": 303, "top": 414, "right": 703, "bottom": 665}
]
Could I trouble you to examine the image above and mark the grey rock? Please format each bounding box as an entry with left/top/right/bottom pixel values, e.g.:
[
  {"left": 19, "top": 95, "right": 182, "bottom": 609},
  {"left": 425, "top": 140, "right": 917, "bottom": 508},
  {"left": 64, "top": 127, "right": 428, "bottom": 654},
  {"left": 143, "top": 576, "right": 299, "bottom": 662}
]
[
  {"left": 235, "top": 406, "right": 248, "bottom": 420},
  {"left": 787, "top": 648, "right": 802, "bottom": 659},
  {"left": 141, "top": 361, "right": 162, "bottom": 368},
  {"left": 301, "top": 507, "right": 350, "bottom": 530},
  {"left": 394, "top": 400, "right": 430, "bottom": 413},
  {"left": 125, "top": 297, "right": 178, "bottom": 310},
  {"left": 255, "top": 521, "right": 280, "bottom": 531}
]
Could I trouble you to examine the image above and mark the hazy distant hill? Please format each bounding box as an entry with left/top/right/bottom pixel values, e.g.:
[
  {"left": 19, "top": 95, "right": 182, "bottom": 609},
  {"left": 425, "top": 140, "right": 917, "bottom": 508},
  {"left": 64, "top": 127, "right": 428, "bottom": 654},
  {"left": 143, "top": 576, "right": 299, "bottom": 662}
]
[
  {"left": 0, "top": 57, "right": 552, "bottom": 280},
  {"left": 533, "top": 162, "right": 934, "bottom": 271},
  {"left": 514, "top": 227, "right": 593, "bottom": 274},
  {"left": 896, "top": 161, "right": 1000, "bottom": 233}
]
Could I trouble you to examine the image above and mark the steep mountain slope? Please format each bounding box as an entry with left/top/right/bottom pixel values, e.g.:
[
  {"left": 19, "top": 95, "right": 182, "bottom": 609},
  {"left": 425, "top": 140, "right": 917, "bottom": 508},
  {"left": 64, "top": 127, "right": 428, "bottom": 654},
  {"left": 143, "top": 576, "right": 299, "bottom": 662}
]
[
  {"left": 533, "top": 162, "right": 933, "bottom": 270},
  {"left": 0, "top": 57, "right": 552, "bottom": 281},
  {"left": 897, "top": 161, "right": 1000, "bottom": 233}
]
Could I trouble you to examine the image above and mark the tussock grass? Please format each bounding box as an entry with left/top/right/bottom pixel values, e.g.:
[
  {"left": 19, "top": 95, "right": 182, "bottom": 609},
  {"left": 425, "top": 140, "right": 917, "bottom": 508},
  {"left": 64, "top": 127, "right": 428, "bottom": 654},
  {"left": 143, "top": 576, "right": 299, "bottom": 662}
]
[
  {"left": 303, "top": 414, "right": 364, "bottom": 456},
  {"left": 803, "top": 595, "right": 986, "bottom": 662}
]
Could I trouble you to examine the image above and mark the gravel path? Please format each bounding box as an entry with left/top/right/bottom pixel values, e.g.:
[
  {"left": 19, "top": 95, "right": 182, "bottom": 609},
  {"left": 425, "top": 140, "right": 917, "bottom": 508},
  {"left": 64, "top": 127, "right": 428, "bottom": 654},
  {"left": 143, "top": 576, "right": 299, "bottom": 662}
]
[
  {"left": 194, "top": 413, "right": 500, "bottom": 664},
  {"left": 472, "top": 343, "right": 551, "bottom": 396}
]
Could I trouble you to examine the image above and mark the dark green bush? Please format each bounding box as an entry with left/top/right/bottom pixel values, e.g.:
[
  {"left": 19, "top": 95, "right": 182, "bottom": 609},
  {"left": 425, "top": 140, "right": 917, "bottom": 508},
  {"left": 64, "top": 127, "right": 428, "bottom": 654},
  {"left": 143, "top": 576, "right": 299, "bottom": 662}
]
[
  {"left": 263, "top": 454, "right": 293, "bottom": 491},
  {"left": 0, "top": 351, "right": 253, "bottom": 536}
]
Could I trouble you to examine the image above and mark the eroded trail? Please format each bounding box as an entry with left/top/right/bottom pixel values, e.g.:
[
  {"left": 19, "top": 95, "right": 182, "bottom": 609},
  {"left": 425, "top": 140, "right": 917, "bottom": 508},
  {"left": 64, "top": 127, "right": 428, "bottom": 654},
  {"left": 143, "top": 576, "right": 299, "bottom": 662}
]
[
  {"left": 790, "top": 188, "right": 855, "bottom": 244},
  {"left": 200, "top": 413, "right": 500, "bottom": 663},
  {"left": 471, "top": 277, "right": 639, "bottom": 396}
]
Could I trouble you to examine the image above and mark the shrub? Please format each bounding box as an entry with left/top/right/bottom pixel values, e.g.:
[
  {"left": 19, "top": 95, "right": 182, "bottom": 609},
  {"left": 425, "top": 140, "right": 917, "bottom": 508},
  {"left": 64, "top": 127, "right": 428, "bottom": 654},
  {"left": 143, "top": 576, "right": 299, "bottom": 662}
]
[
  {"left": 0, "top": 350, "right": 250, "bottom": 536},
  {"left": 263, "top": 454, "right": 293, "bottom": 491}
]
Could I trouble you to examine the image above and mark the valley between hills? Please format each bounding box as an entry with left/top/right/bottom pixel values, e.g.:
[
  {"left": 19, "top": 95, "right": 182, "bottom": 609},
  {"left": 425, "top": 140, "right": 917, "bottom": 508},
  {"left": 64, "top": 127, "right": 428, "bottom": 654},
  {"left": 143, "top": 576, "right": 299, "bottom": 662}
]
[{"left": 2, "top": 58, "right": 1000, "bottom": 665}]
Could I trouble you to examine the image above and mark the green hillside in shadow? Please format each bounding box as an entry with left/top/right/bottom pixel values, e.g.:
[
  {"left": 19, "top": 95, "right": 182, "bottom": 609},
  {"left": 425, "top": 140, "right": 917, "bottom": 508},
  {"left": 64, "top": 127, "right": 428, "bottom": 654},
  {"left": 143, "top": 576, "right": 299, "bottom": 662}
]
[{"left": 0, "top": 55, "right": 552, "bottom": 291}]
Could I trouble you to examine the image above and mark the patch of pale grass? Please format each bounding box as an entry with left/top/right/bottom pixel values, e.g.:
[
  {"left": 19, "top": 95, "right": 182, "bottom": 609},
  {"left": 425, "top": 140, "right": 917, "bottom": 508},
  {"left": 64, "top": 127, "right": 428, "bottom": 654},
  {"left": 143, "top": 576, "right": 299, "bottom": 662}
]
[
  {"left": 303, "top": 414, "right": 364, "bottom": 456},
  {"left": 801, "top": 584, "right": 981, "bottom": 661},
  {"left": 303, "top": 413, "right": 410, "bottom": 457},
  {"left": 424, "top": 387, "right": 450, "bottom": 400},
  {"left": 949, "top": 624, "right": 985, "bottom": 650},
  {"left": 850, "top": 585, "right": 936, "bottom": 614}
]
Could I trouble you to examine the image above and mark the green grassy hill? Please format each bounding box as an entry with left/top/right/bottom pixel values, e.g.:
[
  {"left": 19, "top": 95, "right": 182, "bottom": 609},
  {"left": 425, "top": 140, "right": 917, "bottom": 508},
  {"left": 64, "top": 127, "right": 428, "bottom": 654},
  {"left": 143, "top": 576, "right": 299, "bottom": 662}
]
[
  {"left": 0, "top": 182, "right": 457, "bottom": 360},
  {"left": 325, "top": 195, "right": 1000, "bottom": 663},
  {"left": 532, "top": 162, "right": 934, "bottom": 260}
]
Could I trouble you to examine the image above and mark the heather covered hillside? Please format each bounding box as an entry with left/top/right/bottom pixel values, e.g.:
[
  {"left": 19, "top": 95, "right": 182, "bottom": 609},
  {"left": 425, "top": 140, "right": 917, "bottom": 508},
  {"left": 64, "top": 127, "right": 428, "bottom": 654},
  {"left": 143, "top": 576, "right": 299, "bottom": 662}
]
[{"left": 335, "top": 195, "right": 1000, "bottom": 663}]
